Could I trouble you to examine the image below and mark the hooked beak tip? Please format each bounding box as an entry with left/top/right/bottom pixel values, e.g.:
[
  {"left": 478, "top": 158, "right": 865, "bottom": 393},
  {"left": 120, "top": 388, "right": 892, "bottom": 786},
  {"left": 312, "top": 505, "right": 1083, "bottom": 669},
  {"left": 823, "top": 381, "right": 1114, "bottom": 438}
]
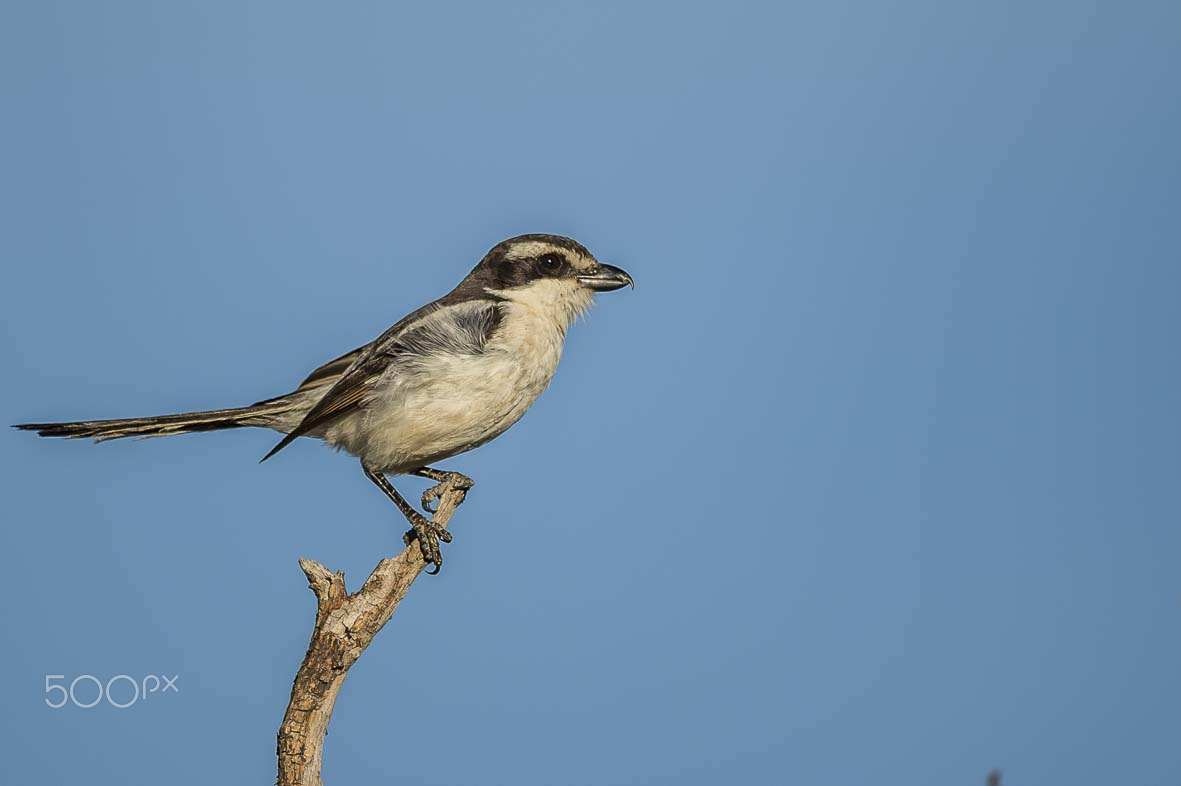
[{"left": 578, "top": 263, "right": 634, "bottom": 292}]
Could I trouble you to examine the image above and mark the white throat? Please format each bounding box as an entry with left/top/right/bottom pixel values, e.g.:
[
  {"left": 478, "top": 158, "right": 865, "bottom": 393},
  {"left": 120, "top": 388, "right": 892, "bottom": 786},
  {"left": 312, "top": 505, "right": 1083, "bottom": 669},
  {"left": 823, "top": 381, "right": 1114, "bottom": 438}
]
[{"left": 485, "top": 279, "right": 595, "bottom": 337}]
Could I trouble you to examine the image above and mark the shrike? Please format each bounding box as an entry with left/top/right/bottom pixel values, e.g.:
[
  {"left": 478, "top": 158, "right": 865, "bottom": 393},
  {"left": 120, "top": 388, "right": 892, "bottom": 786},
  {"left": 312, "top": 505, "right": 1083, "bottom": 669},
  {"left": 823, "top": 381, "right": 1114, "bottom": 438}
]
[{"left": 16, "top": 234, "right": 633, "bottom": 572}]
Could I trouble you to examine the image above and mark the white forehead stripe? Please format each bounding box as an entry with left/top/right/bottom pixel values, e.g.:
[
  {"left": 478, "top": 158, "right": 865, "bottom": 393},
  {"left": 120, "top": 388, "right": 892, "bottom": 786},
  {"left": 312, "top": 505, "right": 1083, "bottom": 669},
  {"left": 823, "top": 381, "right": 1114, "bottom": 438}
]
[{"left": 504, "top": 241, "right": 560, "bottom": 260}]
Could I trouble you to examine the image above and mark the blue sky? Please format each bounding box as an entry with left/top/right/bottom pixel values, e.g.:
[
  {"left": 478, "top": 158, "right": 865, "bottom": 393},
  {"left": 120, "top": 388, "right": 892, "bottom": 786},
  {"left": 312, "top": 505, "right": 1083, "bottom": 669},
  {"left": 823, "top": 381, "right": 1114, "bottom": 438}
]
[{"left": 2, "top": 2, "right": 1179, "bottom": 784}]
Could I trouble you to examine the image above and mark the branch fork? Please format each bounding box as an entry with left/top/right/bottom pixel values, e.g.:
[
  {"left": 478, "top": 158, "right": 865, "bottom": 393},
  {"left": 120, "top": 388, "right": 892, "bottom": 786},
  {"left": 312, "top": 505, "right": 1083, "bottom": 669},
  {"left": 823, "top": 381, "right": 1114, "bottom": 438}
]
[{"left": 277, "top": 475, "right": 471, "bottom": 786}]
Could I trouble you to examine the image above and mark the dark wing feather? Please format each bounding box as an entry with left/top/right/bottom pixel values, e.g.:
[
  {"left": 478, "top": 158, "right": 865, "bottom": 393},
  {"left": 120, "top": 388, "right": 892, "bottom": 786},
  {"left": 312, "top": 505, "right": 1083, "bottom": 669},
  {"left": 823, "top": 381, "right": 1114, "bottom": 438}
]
[
  {"left": 260, "top": 298, "right": 503, "bottom": 462},
  {"left": 296, "top": 346, "right": 367, "bottom": 392},
  {"left": 258, "top": 348, "right": 390, "bottom": 462},
  {"left": 250, "top": 345, "right": 367, "bottom": 410}
]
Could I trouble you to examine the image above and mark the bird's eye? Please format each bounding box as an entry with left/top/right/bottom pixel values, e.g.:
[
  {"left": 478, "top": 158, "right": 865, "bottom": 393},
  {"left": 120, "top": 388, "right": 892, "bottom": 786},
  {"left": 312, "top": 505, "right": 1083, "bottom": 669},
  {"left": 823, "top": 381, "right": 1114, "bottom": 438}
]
[{"left": 539, "top": 253, "right": 564, "bottom": 272}]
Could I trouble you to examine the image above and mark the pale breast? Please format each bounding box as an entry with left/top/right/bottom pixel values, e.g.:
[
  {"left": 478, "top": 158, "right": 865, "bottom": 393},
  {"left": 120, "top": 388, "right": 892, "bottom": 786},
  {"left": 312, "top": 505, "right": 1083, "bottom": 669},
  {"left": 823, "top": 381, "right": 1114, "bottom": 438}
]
[{"left": 329, "top": 303, "right": 568, "bottom": 473}]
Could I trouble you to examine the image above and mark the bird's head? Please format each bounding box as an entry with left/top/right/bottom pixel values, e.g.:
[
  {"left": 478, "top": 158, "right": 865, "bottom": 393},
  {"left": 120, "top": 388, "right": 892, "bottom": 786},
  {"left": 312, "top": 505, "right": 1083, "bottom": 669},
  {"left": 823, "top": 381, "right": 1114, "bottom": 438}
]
[{"left": 468, "top": 234, "right": 633, "bottom": 327}]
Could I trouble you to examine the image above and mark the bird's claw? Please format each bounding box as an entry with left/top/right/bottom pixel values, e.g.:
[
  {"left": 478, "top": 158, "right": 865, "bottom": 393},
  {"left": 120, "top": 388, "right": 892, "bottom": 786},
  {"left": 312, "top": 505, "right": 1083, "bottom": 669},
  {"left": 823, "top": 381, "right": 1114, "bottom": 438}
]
[
  {"left": 403, "top": 514, "right": 453, "bottom": 574},
  {"left": 420, "top": 487, "right": 441, "bottom": 515},
  {"left": 420, "top": 472, "right": 475, "bottom": 514}
]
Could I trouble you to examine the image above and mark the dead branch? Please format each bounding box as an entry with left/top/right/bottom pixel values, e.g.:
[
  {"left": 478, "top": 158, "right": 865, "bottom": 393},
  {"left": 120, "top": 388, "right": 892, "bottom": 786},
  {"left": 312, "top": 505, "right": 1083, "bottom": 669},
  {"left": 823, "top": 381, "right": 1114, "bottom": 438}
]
[{"left": 276, "top": 474, "right": 471, "bottom": 786}]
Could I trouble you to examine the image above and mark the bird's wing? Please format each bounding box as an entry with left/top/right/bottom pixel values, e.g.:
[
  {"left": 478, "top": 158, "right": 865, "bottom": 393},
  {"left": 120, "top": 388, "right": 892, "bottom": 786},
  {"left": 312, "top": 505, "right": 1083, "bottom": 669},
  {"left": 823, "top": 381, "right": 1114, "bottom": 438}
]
[
  {"left": 293, "top": 346, "right": 367, "bottom": 394},
  {"left": 260, "top": 298, "right": 503, "bottom": 462},
  {"left": 249, "top": 345, "right": 367, "bottom": 409}
]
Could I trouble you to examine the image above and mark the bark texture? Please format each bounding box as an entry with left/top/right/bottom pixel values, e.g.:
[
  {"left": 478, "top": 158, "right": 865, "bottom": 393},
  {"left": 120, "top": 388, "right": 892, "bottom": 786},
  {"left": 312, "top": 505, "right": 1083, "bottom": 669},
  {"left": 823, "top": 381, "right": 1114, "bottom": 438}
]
[{"left": 276, "top": 475, "right": 471, "bottom": 786}]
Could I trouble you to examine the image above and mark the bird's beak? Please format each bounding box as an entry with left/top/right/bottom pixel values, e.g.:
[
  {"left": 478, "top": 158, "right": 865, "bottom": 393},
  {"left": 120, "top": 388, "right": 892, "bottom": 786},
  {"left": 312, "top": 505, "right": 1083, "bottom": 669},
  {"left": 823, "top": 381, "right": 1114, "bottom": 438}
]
[{"left": 578, "top": 263, "right": 634, "bottom": 292}]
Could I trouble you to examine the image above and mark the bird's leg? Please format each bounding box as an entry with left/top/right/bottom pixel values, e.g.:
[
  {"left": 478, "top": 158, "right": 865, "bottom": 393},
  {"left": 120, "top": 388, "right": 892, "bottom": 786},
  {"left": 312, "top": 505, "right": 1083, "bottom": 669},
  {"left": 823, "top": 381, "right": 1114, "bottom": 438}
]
[
  {"left": 415, "top": 466, "right": 475, "bottom": 514},
  {"left": 362, "top": 462, "right": 452, "bottom": 574}
]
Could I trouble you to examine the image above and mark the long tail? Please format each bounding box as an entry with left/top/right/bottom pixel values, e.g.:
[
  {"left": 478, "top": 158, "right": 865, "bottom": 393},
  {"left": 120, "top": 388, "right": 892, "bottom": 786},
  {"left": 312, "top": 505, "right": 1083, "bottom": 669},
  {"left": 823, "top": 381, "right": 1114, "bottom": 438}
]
[{"left": 13, "top": 401, "right": 291, "bottom": 442}]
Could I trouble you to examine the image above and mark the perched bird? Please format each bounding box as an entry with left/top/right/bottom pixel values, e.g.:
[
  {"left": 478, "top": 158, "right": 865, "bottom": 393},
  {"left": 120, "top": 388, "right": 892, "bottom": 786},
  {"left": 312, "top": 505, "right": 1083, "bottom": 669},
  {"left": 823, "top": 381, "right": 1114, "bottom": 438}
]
[{"left": 15, "top": 234, "right": 633, "bottom": 572}]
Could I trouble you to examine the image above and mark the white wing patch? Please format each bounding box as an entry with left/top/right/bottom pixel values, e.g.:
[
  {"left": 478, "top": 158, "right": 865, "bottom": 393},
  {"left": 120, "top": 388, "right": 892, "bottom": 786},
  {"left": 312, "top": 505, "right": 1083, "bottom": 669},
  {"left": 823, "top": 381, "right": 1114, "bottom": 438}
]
[{"left": 386, "top": 300, "right": 501, "bottom": 358}]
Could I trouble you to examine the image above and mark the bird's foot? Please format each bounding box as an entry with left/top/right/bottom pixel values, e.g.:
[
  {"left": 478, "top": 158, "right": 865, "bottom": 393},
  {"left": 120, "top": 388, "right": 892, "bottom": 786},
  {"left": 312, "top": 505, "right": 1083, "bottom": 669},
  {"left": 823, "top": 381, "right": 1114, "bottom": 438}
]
[
  {"left": 402, "top": 512, "right": 453, "bottom": 574},
  {"left": 420, "top": 471, "right": 475, "bottom": 514}
]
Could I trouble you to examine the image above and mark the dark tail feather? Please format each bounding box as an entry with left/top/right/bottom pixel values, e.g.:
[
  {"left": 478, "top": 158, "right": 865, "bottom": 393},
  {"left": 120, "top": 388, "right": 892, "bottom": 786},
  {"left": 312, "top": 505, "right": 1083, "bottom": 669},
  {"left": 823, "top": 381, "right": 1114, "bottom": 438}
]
[{"left": 13, "top": 402, "right": 288, "bottom": 442}]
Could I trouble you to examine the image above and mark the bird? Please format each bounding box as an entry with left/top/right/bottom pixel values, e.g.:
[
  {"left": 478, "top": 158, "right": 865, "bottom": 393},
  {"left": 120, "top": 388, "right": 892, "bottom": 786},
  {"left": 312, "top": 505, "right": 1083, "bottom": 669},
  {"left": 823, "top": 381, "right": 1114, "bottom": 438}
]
[{"left": 14, "top": 234, "right": 633, "bottom": 572}]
